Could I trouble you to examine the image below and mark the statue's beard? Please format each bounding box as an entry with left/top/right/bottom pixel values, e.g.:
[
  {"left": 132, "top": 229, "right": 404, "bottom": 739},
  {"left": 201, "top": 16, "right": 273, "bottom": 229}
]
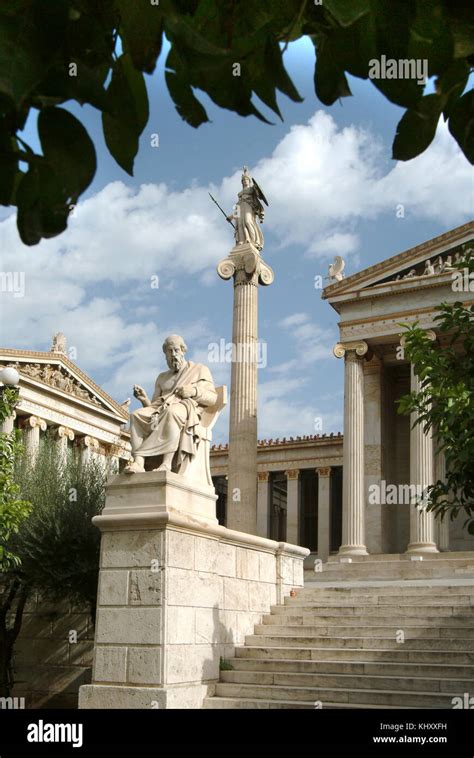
[{"left": 171, "top": 357, "right": 184, "bottom": 371}]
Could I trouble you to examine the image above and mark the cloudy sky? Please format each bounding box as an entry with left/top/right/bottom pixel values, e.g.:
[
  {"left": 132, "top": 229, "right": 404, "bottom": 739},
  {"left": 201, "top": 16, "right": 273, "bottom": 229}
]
[{"left": 0, "top": 38, "right": 472, "bottom": 442}]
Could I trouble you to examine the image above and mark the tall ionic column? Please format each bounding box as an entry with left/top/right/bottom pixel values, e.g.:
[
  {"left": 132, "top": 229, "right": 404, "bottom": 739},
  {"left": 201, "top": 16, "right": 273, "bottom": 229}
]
[
  {"left": 316, "top": 467, "right": 331, "bottom": 562},
  {"left": 406, "top": 365, "right": 438, "bottom": 554},
  {"left": 53, "top": 426, "right": 75, "bottom": 467},
  {"left": 434, "top": 445, "right": 449, "bottom": 551},
  {"left": 217, "top": 243, "right": 274, "bottom": 534},
  {"left": 285, "top": 469, "right": 300, "bottom": 544},
  {"left": 19, "top": 415, "right": 47, "bottom": 461},
  {"left": 334, "top": 341, "right": 369, "bottom": 556},
  {"left": 256, "top": 471, "right": 270, "bottom": 538}
]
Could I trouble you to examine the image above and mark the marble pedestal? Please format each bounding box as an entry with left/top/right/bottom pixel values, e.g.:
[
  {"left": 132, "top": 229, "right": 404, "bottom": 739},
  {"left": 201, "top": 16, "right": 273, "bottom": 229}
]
[{"left": 79, "top": 472, "right": 307, "bottom": 709}]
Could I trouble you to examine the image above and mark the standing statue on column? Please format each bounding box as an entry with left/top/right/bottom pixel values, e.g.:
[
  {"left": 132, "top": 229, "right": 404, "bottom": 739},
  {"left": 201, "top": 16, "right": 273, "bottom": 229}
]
[
  {"left": 125, "top": 335, "right": 217, "bottom": 474},
  {"left": 226, "top": 166, "right": 268, "bottom": 251}
]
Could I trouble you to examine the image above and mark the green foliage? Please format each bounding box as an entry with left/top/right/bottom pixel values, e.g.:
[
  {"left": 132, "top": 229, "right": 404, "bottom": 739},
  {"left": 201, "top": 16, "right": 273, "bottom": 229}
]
[
  {"left": 0, "top": 387, "right": 31, "bottom": 571},
  {"left": 397, "top": 247, "right": 474, "bottom": 532},
  {"left": 219, "top": 656, "right": 234, "bottom": 671},
  {"left": 0, "top": 0, "right": 472, "bottom": 245},
  {"left": 13, "top": 437, "right": 106, "bottom": 614}
]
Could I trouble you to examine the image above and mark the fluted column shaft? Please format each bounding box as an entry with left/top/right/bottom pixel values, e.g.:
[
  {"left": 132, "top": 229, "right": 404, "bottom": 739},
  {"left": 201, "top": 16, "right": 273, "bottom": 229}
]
[
  {"left": 256, "top": 471, "right": 270, "bottom": 538},
  {"left": 434, "top": 446, "right": 449, "bottom": 551},
  {"left": 316, "top": 467, "right": 331, "bottom": 562},
  {"left": 285, "top": 469, "right": 300, "bottom": 544},
  {"left": 20, "top": 415, "right": 47, "bottom": 461},
  {"left": 217, "top": 244, "right": 274, "bottom": 534},
  {"left": 335, "top": 342, "right": 368, "bottom": 556},
  {"left": 406, "top": 366, "right": 438, "bottom": 554}
]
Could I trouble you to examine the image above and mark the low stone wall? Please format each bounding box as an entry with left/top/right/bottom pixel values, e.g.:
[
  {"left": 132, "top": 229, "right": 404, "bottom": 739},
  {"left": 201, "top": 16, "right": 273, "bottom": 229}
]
[
  {"left": 79, "top": 471, "right": 308, "bottom": 709},
  {"left": 8, "top": 590, "right": 93, "bottom": 709}
]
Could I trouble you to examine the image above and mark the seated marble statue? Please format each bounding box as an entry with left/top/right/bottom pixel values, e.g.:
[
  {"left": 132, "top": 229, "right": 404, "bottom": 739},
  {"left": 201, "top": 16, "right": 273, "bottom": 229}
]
[{"left": 124, "top": 334, "right": 217, "bottom": 474}]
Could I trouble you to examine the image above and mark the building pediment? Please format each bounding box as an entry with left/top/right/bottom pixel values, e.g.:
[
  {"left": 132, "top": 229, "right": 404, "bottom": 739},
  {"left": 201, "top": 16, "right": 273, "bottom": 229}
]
[
  {"left": 323, "top": 222, "right": 473, "bottom": 306},
  {"left": 0, "top": 348, "right": 128, "bottom": 421}
]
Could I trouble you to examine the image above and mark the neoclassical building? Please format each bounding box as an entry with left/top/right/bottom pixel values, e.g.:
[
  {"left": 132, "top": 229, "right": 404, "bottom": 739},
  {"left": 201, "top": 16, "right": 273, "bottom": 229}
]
[
  {"left": 0, "top": 334, "right": 131, "bottom": 469},
  {"left": 210, "top": 221, "right": 474, "bottom": 560}
]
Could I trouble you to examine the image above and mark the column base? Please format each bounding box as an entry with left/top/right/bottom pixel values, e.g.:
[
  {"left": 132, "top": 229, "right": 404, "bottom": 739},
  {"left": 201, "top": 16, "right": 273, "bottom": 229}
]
[
  {"left": 338, "top": 545, "right": 369, "bottom": 557},
  {"left": 405, "top": 542, "right": 439, "bottom": 555}
]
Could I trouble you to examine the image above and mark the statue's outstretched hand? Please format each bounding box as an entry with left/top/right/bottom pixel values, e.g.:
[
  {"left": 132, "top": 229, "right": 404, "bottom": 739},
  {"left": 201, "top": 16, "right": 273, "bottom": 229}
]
[{"left": 133, "top": 385, "right": 149, "bottom": 405}]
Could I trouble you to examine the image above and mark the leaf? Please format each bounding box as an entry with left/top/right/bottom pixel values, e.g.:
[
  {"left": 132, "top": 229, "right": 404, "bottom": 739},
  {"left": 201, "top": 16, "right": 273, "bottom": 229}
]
[
  {"left": 392, "top": 94, "right": 443, "bottom": 161},
  {"left": 313, "top": 38, "right": 352, "bottom": 106},
  {"left": 323, "top": 0, "right": 370, "bottom": 27},
  {"left": 116, "top": 0, "right": 164, "bottom": 73},
  {"left": 102, "top": 54, "right": 149, "bottom": 175},
  {"left": 0, "top": 0, "right": 69, "bottom": 107},
  {"left": 38, "top": 107, "right": 96, "bottom": 199},
  {"left": 448, "top": 89, "right": 474, "bottom": 165},
  {"left": 165, "top": 70, "right": 209, "bottom": 128}
]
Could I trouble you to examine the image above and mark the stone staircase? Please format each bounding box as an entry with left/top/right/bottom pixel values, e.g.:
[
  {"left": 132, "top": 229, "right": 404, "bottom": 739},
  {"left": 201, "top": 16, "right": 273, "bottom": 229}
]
[{"left": 204, "top": 564, "right": 474, "bottom": 708}]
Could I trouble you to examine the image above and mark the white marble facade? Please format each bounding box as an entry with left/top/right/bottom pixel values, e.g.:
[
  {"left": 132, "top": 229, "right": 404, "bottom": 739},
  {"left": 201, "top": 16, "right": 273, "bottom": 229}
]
[{"left": 0, "top": 334, "right": 131, "bottom": 470}]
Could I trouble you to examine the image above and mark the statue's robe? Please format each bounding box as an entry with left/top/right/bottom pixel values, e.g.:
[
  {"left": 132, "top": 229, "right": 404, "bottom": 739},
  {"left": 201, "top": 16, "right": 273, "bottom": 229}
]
[{"left": 130, "top": 361, "right": 217, "bottom": 465}]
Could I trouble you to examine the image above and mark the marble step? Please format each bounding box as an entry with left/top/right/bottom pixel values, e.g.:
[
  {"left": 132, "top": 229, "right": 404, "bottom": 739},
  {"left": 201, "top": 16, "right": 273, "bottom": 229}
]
[
  {"left": 325, "top": 552, "right": 474, "bottom": 562},
  {"left": 264, "top": 612, "right": 474, "bottom": 625},
  {"left": 228, "top": 657, "right": 474, "bottom": 679},
  {"left": 296, "top": 584, "right": 474, "bottom": 596},
  {"left": 270, "top": 604, "right": 471, "bottom": 617},
  {"left": 244, "top": 634, "right": 474, "bottom": 650},
  {"left": 203, "top": 696, "right": 417, "bottom": 709},
  {"left": 307, "top": 566, "right": 474, "bottom": 581},
  {"left": 253, "top": 624, "right": 474, "bottom": 638},
  {"left": 283, "top": 595, "right": 474, "bottom": 606},
  {"left": 235, "top": 645, "right": 474, "bottom": 664},
  {"left": 220, "top": 669, "right": 474, "bottom": 692},
  {"left": 212, "top": 682, "right": 461, "bottom": 708}
]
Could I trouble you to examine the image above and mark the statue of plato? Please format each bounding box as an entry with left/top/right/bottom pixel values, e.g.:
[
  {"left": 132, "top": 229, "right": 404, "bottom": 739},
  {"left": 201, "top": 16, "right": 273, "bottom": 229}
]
[{"left": 124, "top": 334, "right": 217, "bottom": 474}]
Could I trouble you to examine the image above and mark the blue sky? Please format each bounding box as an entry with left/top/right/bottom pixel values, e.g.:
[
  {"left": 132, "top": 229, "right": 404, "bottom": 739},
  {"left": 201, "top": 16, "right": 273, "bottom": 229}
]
[{"left": 0, "top": 38, "right": 472, "bottom": 442}]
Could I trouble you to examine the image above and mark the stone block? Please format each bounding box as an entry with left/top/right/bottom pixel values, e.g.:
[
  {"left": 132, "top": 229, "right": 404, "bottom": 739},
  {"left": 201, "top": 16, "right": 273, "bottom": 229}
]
[
  {"left": 129, "top": 569, "right": 162, "bottom": 606},
  {"left": 236, "top": 548, "right": 259, "bottom": 580},
  {"left": 94, "top": 646, "right": 127, "bottom": 683},
  {"left": 167, "top": 568, "right": 223, "bottom": 608},
  {"left": 167, "top": 530, "right": 194, "bottom": 569},
  {"left": 127, "top": 647, "right": 162, "bottom": 685},
  {"left": 194, "top": 536, "right": 218, "bottom": 573},
  {"left": 96, "top": 607, "right": 162, "bottom": 645},
  {"left": 223, "top": 577, "right": 249, "bottom": 611},
  {"left": 98, "top": 570, "right": 129, "bottom": 606},
  {"left": 293, "top": 558, "right": 304, "bottom": 587},
  {"left": 279, "top": 555, "right": 294, "bottom": 585},
  {"left": 248, "top": 582, "right": 271, "bottom": 612},
  {"left": 166, "top": 606, "right": 195, "bottom": 644},
  {"left": 195, "top": 607, "right": 220, "bottom": 644},
  {"left": 101, "top": 530, "right": 163, "bottom": 569},
  {"left": 79, "top": 684, "right": 166, "bottom": 709},
  {"left": 258, "top": 552, "right": 276, "bottom": 583},
  {"left": 218, "top": 543, "right": 237, "bottom": 577},
  {"left": 166, "top": 644, "right": 201, "bottom": 684}
]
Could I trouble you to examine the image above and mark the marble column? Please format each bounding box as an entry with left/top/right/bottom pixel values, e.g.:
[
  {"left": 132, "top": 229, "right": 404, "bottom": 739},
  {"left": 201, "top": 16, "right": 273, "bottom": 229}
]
[
  {"left": 54, "top": 426, "right": 75, "bottom": 466},
  {"left": 334, "top": 341, "right": 369, "bottom": 556},
  {"left": 256, "top": 471, "right": 270, "bottom": 538},
  {"left": 19, "top": 415, "right": 47, "bottom": 460},
  {"left": 406, "top": 365, "right": 438, "bottom": 554},
  {"left": 78, "top": 435, "right": 100, "bottom": 467},
  {"left": 316, "top": 467, "right": 331, "bottom": 562},
  {"left": 285, "top": 469, "right": 300, "bottom": 545},
  {"left": 217, "top": 243, "right": 274, "bottom": 534},
  {"left": 434, "top": 440, "right": 449, "bottom": 551}
]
